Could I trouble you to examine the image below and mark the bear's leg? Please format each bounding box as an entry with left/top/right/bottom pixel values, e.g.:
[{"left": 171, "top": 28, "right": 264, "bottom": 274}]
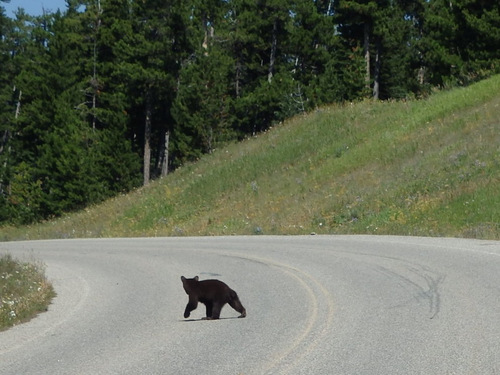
[
  {"left": 184, "top": 300, "right": 198, "bottom": 318},
  {"left": 229, "top": 297, "right": 247, "bottom": 318},
  {"left": 205, "top": 301, "right": 213, "bottom": 318},
  {"left": 209, "top": 302, "right": 223, "bottom": 320}
]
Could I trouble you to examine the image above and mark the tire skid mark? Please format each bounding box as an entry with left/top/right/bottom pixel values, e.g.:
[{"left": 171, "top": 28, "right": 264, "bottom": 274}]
[
  {"left": 216, "top": 252, "right": 335, "bottom": 374},
  {"left": 348, "top": 251, "right": 446, "bottom": 319}
]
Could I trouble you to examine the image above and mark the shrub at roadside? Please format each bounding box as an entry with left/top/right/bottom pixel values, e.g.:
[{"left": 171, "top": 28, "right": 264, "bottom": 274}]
[{"left": 0, "top": 253, "right": 56, "bottom": 331}]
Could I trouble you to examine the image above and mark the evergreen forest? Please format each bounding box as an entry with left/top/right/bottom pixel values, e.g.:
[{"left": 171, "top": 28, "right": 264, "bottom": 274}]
[{"left": 0, "top": 0, "right": 499, "bottom": 225}]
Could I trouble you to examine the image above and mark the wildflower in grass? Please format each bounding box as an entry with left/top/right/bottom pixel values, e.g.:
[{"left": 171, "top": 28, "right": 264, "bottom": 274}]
[
  {"left": 251, "top": 181, "right": 258, "bottom": 193},
  {"left": 1, "top": 254, "right": 55, "bottom": 330}
]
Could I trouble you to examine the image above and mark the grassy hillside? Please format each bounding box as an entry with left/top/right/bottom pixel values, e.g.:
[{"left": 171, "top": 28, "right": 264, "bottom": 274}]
[{"left": 2, "top": 75, "right": 499, "bottom": 240}]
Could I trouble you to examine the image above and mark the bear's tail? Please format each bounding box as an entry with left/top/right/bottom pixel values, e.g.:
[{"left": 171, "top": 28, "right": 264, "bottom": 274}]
[{"left": 229, "top": 289, "right": 246, "bottom": 318}]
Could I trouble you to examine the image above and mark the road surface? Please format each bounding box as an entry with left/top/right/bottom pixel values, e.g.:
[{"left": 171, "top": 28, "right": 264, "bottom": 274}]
[{"left": 1, "top": 235, "right": 499, "bottom": 374}]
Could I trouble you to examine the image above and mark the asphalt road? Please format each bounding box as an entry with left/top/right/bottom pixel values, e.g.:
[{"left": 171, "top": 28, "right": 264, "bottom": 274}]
[{"left": 1, "top": 235, "right": 499, "bottom": 374}]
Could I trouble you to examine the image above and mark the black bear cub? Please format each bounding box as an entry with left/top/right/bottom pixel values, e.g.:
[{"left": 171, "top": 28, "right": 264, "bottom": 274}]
[{"left": 181, "top": 276, "right": 247, "bottom": 320}]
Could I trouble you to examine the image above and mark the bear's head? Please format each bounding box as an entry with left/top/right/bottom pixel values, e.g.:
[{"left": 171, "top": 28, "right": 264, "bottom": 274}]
[{"left": 181, "top": 275, "right": 199, "bottom": 294}]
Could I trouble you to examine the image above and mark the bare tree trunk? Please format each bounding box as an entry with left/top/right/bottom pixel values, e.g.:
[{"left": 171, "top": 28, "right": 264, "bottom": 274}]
[
  {"left": 364, "top": 22, "right": 370, "bottom": 92},
  {"left": 232, "top": 8, "right": 242, "bottom": 99},
  {"left": 143, "top": 90, "right": 152, "bottom": 186},
  {"left": 235, "top": 60, "right": 241, "bottom": 98},
  {"left": 0, "top": 88, "right": 20, "bottom": 194},
  {"left": 373, "top": 37, "right": 381, "bottom": 99},
  {"left": 327, "top": 0, "right": 333, "bottom": 15},
  {"left": 202, "top": 14, "right": 214, "bottom": 55},
  {"left": 91, "top": 0, "right": 102, "bottom": 130},
  {"left": 418, "top": 66, "right": 425, "bottom": 85},
  {"left": 1, "top": 89, "right": 20, "bottom": 154},
  {"left": 160, "top": 130, "right": 169, "bottom": 178},
  {"left": 15, "top": 89, "right": 22, "bottom": 119},
  {"left": 268, "top": 18, "right": 278, "bottom": 84},
  {"left": 0, "top": 130, "right": 8, "bottom": 155}
]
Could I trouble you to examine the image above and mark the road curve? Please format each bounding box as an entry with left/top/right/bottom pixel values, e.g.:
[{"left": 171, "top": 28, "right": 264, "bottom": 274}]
[{"left": 1, "top": 235, "right": 499, "bottom": 374}]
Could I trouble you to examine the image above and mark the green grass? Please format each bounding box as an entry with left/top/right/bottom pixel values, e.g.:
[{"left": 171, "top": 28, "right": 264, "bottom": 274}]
[
  {"left": 0, "top": 253, "right": 56, "bottom": 331},
  {"left": 1, "top": 75, "right": 499, "bottom": 240}
]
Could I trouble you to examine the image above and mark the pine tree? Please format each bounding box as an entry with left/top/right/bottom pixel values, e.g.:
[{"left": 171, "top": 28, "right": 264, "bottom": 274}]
[
  {"left": 418, "top": 0, "right": 463, "bottom": 87},
  {"left": 229, "top": 0, "right": 295, "bottom": 134},
  {"left": 32, "top": 4, "right": 98, "bottom": 216},
  {"left": 287, "top": 0, "right": 364, "bottom": 106},
  {"left": 0, "top": 4, "right": 14, "bottom": 221},
  {"left": 3, "top": 10, "right": 55, "bottom": 222},
  {"left": 334, "top": 0, "right": 423, "bottom": 99},
  {"left": 172, "top": 0, "right": 236, "bottom": 162},
  {"left": 334, "top": 0, "right": 378, "bottom": 96},
  {"left": 454, "top": 0, "right": 500, "bottom": 79},
  {"left": 2, "top": 1, "right": 142, "bottom": 222},
  {"left": 372, "top": 1, "right": 421, "bottom": 99},
  {"left": 114, "top": 0, "right": 194, "bottom": 184},
  {"left": 83, "top": 0, "right": 142, "bottom": 193}
]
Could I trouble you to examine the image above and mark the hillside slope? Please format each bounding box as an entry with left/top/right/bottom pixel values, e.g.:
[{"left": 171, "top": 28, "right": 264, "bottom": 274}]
[{"left": 3, "top": 75, "right": 499, "bottom": 240}]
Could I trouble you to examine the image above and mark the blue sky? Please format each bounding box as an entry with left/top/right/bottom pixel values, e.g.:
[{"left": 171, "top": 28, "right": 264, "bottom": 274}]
[{"left": 2, "top": 0, "right": 68, "bottom": 18}]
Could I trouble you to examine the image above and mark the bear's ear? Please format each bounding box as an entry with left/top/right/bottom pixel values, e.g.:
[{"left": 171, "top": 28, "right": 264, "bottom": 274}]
[
  {"left": 194, "top": 276, "right": 199, "bottom": 281},
  {"left": 181, "top": 276, "right": 186, "bottom": 283}
]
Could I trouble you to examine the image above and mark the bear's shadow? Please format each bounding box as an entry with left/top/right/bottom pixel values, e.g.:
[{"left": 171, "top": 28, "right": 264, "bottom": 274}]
[{"left": 180, "top": 316, "right": 241, "bottom": 322}]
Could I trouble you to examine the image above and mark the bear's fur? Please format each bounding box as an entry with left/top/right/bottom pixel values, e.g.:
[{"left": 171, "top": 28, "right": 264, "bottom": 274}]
[{"left": 181, "top": 276, "right": 247, "bottom": 320}]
